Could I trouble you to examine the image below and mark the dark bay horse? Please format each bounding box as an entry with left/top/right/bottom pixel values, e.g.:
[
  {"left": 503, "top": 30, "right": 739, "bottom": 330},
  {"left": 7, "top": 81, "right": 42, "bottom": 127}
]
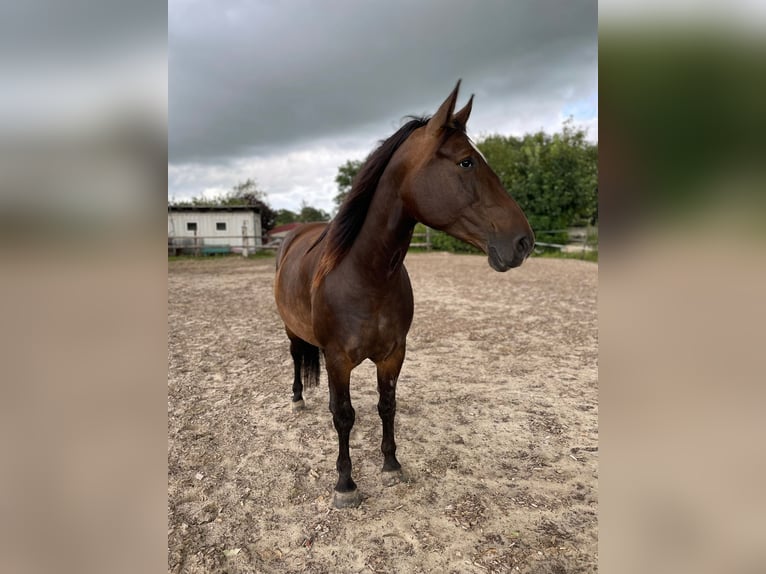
[{"left": 274, "top": 81, "right": 534, "bottom": 508}]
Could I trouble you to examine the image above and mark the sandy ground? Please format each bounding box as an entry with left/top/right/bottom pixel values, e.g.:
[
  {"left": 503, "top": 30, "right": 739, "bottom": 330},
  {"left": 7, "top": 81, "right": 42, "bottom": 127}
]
[{"left": 168, "top": 252, "right": 598, "bottom": 573}]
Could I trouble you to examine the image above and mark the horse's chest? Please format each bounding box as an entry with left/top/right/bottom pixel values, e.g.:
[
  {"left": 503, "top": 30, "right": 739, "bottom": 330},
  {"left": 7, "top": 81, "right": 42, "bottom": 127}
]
[
  {"left": 314, "top": 290, "right": 413, "bottom": 359},
  {"left": 343, "top": 302, "right": 410, "bottom": 338}
]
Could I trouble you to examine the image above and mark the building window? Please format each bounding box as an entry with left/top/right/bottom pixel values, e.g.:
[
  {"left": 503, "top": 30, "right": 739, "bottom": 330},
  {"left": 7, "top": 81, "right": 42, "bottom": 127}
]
[
  {"left": 216, "top": 222, "right": 226, "bottom": 231},
  {"left": 187, "top": 222, "right": 197, "bottom": 231}
]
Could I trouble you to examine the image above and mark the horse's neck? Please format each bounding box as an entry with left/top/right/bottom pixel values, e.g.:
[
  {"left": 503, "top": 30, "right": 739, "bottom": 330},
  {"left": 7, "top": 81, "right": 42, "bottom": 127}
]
[{"left": 347, "top": 178, "right": 415, "bottom": 283}]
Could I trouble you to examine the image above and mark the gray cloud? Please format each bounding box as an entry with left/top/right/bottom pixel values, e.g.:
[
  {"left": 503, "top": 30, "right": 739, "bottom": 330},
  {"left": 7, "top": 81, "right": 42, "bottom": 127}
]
[{"left": 169, "top": 0, "right": 597, "bottom": 165}]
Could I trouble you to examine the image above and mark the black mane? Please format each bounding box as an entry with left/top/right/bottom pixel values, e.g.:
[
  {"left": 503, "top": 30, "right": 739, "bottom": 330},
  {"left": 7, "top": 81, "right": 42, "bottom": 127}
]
[{"left": 313, "top": 116, "right": 429, "bottom": 284}]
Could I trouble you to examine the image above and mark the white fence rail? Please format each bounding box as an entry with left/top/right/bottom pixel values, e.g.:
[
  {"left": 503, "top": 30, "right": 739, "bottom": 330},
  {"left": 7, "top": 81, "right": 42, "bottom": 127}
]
[
  {"left": 168, "top": 228, "right": 434, "bottom": 256},
  {"left": 534, "top": 228, "right": 597, "bottom": 256},
  {"left": 168, "top": 227, "right": 596, "bottom": 257},
  {"left": 168, "top": 234, "right": 264, "bottom": 256}
]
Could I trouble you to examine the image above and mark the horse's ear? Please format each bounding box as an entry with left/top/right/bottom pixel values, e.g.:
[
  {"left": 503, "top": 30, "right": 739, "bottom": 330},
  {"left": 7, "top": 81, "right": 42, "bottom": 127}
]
[
  {"left": 426, "top": 80, "right": 461, "bottom": 136},
  {"left": 452, "top": 94, "right": 474, "bottom": 129}
]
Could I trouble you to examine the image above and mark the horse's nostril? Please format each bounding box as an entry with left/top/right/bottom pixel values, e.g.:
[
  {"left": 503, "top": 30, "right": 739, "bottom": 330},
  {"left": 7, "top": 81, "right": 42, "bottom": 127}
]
[{"left": 516, "top": 234, "right": 532, "bottom": 257}]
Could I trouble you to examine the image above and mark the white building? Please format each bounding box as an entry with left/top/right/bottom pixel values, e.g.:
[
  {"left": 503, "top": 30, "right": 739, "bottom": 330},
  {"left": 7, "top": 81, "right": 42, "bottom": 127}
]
[{"left": 168, "top": 206, "right": 262, "bottom": 255}]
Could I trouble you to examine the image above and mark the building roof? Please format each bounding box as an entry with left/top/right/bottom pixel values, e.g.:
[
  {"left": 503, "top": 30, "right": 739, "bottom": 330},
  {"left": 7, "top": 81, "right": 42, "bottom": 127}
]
[{"left": 168, "top": 205, "right": 260, "bottom": 213}]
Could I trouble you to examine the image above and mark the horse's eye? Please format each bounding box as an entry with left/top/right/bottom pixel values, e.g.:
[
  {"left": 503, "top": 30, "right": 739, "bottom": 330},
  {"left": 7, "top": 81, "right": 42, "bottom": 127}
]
[{"left": 458, "top": 158, "right": 474, "bottom": 169}]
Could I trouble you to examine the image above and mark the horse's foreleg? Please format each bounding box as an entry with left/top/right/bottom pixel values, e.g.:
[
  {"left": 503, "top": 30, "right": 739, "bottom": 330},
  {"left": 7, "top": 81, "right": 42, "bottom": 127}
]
[
  {"left": 376, "top": 345, "right": 405, "bottom": 486},
  {"left": 326, "top": 353, "right": 361, "bottom": 508}
]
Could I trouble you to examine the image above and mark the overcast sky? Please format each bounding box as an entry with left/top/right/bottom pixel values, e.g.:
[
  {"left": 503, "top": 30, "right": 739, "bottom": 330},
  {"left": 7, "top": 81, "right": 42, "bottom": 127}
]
[{"left": 169, "top": 0, "right": 597, "bottom": 213}]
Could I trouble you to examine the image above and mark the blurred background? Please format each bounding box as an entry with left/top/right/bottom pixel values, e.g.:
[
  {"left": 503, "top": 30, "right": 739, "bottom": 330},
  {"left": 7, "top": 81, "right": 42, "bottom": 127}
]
[
  {"left": 600, "top": 1, "right": 766, "bottom": 573},
  {"left": 0, "top": 2, "right": 167, "bottom": 574}
]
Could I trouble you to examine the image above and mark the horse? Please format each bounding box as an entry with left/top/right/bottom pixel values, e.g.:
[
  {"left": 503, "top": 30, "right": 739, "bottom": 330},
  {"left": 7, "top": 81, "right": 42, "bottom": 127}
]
[{"left": 274, "top": 81, "right": 534, "bottom": 508}]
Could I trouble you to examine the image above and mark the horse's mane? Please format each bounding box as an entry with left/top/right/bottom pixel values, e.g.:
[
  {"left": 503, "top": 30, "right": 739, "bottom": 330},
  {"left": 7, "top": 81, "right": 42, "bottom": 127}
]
[{"left": 312, "top": 116, "right": 429, "bottom": 287}]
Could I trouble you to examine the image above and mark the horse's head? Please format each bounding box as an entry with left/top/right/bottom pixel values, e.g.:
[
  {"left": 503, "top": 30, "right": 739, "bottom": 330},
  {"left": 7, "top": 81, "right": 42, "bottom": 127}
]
[{"left": 396, "top": 81, "right": 534, "bottom": 271}]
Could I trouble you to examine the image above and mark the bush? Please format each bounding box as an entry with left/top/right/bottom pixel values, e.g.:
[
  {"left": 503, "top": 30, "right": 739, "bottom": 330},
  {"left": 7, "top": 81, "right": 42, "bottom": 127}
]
[{"left": 429, "top": 230, "right": 481, "bottom": 253}]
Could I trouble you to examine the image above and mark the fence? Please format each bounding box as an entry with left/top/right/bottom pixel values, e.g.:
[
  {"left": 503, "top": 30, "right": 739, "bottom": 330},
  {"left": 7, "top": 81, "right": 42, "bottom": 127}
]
[
  {"left": 410, "top": 227, "right": 432, "bottom": 250},
  {"left": 168, "top": 233, "right": 264, "bottom": 256},
  {"left": 533, "top": 228, "right": 597, "bottom": 257},
  {"left": 168, "top": 226, "right": 596, "bottom": 257},
  {"left": 168, "top": 227, "right": 434, "bottom": 257}
]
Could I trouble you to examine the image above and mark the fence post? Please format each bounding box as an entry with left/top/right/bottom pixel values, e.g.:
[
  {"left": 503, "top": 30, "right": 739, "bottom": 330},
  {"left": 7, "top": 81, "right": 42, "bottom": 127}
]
[
  {"left": 426, "top": 227, "right": 432, "bottom": 251},
  {"left": 242, "top": 222, "right": 249, "bottom": 258}
]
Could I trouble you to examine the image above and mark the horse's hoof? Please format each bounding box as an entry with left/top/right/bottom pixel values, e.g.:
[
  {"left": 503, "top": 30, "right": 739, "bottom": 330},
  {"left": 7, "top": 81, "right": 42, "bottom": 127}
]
[
  {"left": 381, "top": 469, "right": 404, "bottom": 487},
  {"left": 291, "top": 399, "right": 305, "bottom": 412},
  {"left": 332, "top": 489, "right": 362, "bottom": 509}
]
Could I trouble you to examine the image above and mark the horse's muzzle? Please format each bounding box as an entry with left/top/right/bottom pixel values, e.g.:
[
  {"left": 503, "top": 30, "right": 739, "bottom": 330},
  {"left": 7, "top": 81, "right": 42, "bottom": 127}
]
[{"left": 488, "top": 233, "right": 534, "bottom": 272}]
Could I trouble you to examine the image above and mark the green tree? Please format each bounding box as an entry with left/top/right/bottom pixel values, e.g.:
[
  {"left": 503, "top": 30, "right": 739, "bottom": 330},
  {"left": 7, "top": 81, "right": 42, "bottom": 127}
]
[
  {"left": 478, "top": 122, "right": 597, "bottom": 243},
  {"left": 225, "top": 178, "right": 265, "bottom": 203},
  {"left": 333, "top": 159, "right": 363, "bottom": 208},
  {"left": 274, "top": 209, "right": 298, "bottom": 226},
  {"left": 224, "top": 179, "right": 277, "bottom": 232},
  {"left": 297, "top": 200, "right": 330, "bottom": 222}
]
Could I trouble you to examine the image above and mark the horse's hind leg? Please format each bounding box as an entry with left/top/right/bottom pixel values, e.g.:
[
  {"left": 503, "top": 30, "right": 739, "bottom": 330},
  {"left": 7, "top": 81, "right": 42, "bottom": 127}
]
[
  {"left": 287, "top": 332, "right": 320, "bottom": 411},
  {"left": 289, "top": 337, "right": 305, "bottom": 410},
  {"left": 376, "top": 345, "right": 405, "bottom": 486}
]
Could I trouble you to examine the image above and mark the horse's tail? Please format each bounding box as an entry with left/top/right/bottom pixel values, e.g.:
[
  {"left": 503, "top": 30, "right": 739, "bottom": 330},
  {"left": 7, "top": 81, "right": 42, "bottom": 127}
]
[{"left": 298, "top": 340, "right": 321, "bottom": 388}]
